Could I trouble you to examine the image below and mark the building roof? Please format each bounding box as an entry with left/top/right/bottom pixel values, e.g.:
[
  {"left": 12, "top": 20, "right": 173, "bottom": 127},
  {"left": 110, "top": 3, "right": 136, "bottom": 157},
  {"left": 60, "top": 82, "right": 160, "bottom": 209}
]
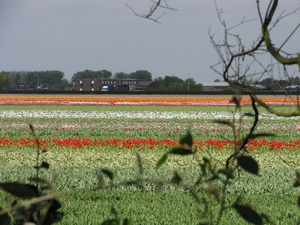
[
  {"left": 74, "top": 77, "right": 139, "bottom": 81},
  {"left": 199, "top": 82, "right": 229, "bottom": 87},
  {"left": 138, "top": 81, "right": 155, "bottom": 87}
]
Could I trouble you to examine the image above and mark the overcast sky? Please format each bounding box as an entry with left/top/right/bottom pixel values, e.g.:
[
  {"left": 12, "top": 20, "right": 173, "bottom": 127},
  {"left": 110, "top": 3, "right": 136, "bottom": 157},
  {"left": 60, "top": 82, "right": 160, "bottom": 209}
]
[{"left": 1, "top": 1, "right": 299, "bottom": 82}]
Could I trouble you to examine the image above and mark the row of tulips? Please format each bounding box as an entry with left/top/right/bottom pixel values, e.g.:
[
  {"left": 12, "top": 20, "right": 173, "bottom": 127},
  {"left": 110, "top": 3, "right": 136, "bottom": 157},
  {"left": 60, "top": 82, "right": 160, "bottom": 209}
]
[
  {"left": 0, "top": 95, "right": 299, "bottom": 106},
  {"left": 0, "top": 137, "right": 299, "bottom": 151}
]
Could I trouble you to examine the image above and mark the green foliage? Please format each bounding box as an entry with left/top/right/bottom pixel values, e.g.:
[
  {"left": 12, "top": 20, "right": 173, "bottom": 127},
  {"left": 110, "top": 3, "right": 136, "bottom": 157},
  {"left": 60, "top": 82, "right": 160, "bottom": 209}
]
[
  {"left": 0, "top": 71, "right": 9, "bottom": 90},
  {"left": 0, "top": 125, "right": 64, "bottom": 224},
  {"left": 72, "top": 69, "right": 112, "bottom": 82},
  {"left": 237, "top": 156, "right": 259, "bottom": 175},
  {"left": 154, "top": 75, "right": 203, "bottom": 91},
  {"left": 128, "top": 70, "right": 152, "bottom": 81}
]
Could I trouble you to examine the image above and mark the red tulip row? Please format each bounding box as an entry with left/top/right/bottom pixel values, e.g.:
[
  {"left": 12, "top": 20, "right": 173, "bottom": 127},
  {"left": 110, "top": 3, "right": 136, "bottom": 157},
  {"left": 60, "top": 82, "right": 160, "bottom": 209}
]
[{"left": 0, "top": 137, "right": 299, "bottom": 151}]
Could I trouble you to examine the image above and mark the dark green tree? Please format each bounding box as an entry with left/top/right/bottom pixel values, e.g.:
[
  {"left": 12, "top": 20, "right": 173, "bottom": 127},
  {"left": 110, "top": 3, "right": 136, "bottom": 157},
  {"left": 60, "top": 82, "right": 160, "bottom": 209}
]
[
  {"left": 58, "top": 78, "right": 69, "bottom": 90},
  {"left": 128, "top": 70, "right": 152, "bottom": 81},
  {"left": 154, "top": 76, "right": 164, "bottom": 86},
  {"left": 27, "top": 71, "right": 64, "bottom": 90},
  {"left": 0, "top": 71, "right": 9, "bottom": 90},
  {"left": 71, "top": 70, "right": 112, "bottom": 82},
  {"left": 164, "top": 75, "right": 183, "bottom": 87},
  {"left": 98, "top": 70, "right": 112, "bottom": 78},
  {"left": 114, "top": 72, "right": 128, "bottom": 79}
]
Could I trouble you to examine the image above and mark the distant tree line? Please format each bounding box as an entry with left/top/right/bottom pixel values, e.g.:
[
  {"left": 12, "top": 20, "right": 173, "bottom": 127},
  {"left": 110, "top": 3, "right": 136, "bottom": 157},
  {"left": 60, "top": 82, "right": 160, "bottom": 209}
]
[
  {"left": 1, "top": 69, "right": 204, "bottom": 92},
  {"left": 154, "top": 75, "right": 203, "bottom": 91},
  {"left": 2, "top": 69, "right": 299, "bottom": 92},
  {"left": 213, "top": 76, "right": 300, "bottom": 91},
  {"left": 254, "top": 77, "right": 300, "bottom": 90},
  {"left": 0, "top": 71, "right": 68, "bottom": 91},
  {"left": 0, "top": 70, "right": 154, "bottom": 91},
  {"left": 71, "top": 69, "right": 153, "bottom": 82}
]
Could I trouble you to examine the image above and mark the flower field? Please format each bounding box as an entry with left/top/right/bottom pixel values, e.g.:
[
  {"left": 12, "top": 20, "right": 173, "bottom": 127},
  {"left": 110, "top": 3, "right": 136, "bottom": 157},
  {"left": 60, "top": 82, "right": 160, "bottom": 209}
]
[
  {"left": 0, "top": 100, "right": 299, "bottom": 152},
  {"left": 0, "top": 94, "right": 299, "bottom": 105},
  {"left": 1, "top": 95, "right": 300, "bottom": 224}
]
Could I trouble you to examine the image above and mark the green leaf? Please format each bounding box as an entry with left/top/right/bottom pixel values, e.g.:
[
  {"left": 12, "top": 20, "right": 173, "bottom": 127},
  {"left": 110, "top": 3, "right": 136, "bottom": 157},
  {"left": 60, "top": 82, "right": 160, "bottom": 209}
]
[
  {"left": 0, "top": 182, "right": 39, "bottom": 199},
  {"left": 156, "top": 154, "right": 168, "bottom": 168},
  {"left": 200, "top": 164, "right": 207, "bottom": 176},
  {"left": 40, "top": 161, "right": 50, "bottom": 169},
  {"left": 101, "top": 169, "right": 114, "bottom": 181},
  {"left": 298, "top": 196, "right": 300, "bottom": 208},
  {"left": 237, "top": 156, "right": 259, "bottom": 175},
  {"left": 294, "top": 172, "right": 300, "bottom": 187},
  {"left": 233, "top": 204, "right": 263, "bottom": 225},
  {"left": 136, "top": 153, "right": 143, "bottom": 175},
  {"left": 171, "top": 171, "right": 182, "bottom": 184},
  {"left": 169, "top": 147, "right": 194, "bottom": 155},
  {"left": 203, "top": 157, "right": 210, "bottom": 164},
  {"left": 49, "top": 198, "right": 62, "bottom": 211},
  {"left": 0, "top": 207, "right": 11, "bottom": 225},
  {"left": 179, "top": 130, "right": 193, "bottom": 147},
  {"left": 28, "top": 124, "right": 35, "bottom": 133}
]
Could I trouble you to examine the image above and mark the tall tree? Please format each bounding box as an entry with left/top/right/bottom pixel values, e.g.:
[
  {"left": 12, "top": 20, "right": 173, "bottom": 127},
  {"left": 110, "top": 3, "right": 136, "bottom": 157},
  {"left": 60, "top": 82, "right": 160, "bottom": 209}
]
[
  {"left": 114, "top": 72, "right": 128, "bottom": 79},
  {"left": 27, "top": 71, "right": 64, "bottom": 90},
  {"left": 71, "top": 69, "right": 112, "bottom": 82},
  {"left": 98, "top": 70, "right": 112, "bottom": 78},
  {"left": 0, "top": 71, "right": 9, "bottom": 90},
  {"left": 154, "top": 76, "right": 164, "bottom": 85},
  {"left": 128, "top": 70, "right": 152, "bottom": 81},
  {"left": 164, "top": 75, "right": 183, "bottom": 87}
]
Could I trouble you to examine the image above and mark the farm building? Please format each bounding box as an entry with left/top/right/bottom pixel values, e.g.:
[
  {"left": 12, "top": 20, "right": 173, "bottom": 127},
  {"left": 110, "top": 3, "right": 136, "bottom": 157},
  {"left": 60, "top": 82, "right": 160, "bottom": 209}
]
[
  {"left": 73, "top": 78, "right": 158, "bottom": 91},
  {"left": 200, "top": 82, "right": 230, "bottom": 91},
  {"left": 73, "top": 78, "right": 139, "bottom": 91},
  {"left": 135, "top": 81, "right": 159, "bottom": 91}
]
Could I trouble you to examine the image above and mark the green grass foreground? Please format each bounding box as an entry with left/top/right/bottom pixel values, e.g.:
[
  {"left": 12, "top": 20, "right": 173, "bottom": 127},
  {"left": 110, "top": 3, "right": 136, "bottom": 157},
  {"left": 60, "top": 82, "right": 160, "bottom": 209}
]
[{"left": 1, "top": 148, "right": 300, "bottom": 224}]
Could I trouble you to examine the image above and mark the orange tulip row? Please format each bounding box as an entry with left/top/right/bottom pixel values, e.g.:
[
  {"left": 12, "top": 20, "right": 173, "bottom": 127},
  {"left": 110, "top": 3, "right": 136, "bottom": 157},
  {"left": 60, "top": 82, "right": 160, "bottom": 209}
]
[{"left": 0, "top": 95, "right": 297, "bottom": 105}]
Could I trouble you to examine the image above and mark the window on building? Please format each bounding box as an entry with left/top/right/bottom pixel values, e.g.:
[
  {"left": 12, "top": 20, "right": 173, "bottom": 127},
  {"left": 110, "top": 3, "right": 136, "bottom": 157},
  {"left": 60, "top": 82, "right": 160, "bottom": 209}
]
[
  {"left": 80, "top": 80, "right": 83, "bottom": 86},
  {"left": 80, "top": 88, "right": 82, "bottom": 91},
  {"left": 114, "top": 81, "right": 116, "bottom": 84},
  {"left": 91, "top": 80, "right": 94, "bottom": 86},
  {"left": 91, "top": 88, "right": 94, "bottom": 91}
]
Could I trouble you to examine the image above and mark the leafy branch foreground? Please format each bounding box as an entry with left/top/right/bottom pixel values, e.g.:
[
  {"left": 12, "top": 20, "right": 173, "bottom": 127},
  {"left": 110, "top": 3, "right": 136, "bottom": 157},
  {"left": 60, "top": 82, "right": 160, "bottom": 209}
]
[{"left": 0, "top": 95, "right": 300, "bottom": 224}]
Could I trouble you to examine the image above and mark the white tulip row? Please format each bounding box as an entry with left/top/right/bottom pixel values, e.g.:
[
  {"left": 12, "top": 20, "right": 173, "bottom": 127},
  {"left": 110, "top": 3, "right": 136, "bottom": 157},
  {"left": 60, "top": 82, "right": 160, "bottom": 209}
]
[{"left": 0, "top": 110, "right": 298, "bottom": 120}]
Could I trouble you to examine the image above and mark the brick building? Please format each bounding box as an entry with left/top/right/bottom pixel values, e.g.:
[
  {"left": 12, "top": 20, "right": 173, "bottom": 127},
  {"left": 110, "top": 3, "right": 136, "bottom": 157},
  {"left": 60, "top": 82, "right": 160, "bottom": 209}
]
[{"left": 73, "top": 78, "right": 140, "bottom": 91}]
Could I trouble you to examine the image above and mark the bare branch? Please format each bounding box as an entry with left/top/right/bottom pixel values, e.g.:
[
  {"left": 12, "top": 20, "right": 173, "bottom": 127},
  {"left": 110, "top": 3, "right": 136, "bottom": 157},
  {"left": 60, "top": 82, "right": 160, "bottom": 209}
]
[
  {"left": 125, "top": 0, "right": 176, "bottom": 24},
  {"left": 278, "top": 23, "right": 300, "bottom": 51},
  {"left": 125, "top": 2, "right": 164, "bottom": 24}
]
